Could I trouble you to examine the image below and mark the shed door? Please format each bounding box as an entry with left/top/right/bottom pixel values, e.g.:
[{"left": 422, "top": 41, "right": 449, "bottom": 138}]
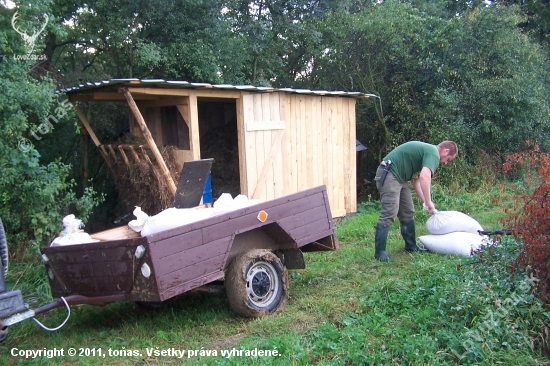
[{"left": 242, "top": 93, "right": 286, "bottom": 201}]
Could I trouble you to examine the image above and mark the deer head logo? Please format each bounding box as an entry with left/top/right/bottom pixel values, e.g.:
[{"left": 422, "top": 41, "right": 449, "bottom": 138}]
[{"left": 11, "top": 11, "right": 49, "bottom": 54}]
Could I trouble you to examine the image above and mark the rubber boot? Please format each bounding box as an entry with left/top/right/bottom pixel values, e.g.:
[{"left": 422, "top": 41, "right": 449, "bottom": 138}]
[
  {"left": 401, "top": 220, "right": 427, "bottom": 253},
  {"left": 374, "top": 224, "right": 391, "bottom": 262}
]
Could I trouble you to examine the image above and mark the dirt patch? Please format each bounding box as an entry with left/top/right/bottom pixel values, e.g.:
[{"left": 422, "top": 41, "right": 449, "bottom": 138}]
[{"left": 209, "top": 332, "right": 246, "bottom": 350}]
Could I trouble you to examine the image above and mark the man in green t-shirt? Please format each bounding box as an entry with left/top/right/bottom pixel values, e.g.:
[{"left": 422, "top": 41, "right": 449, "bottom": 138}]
[{"left": 373, "top": 141, "right": 458, "bottom": 262}]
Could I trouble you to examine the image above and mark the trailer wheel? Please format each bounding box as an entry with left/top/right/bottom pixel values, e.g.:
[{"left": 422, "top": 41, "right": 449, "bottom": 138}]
[
  {"left": 0, "top": 218, "right": 8, "bottom": 277},
  {"left": 225, "top": 249, "right": 289, "bottom": 318}
]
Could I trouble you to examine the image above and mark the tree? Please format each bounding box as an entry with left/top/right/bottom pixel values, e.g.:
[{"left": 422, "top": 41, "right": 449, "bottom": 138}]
[
  {"left": 222, "top": 0, "right": 342, "bottom": 85},
  {"left": 0, "top": 4, "right": 102, "bottom": 253},
  {"left": 48, "top": 0, "right": 249, "bottom": 84},
  {"left": 297, "top": 1, "right": 550, "bottom": 186},
  {"left": 431, "top": 5, "right": 550, "bottom": 155},
  {"left": 495, "top": 0, "right": 550, "bottom": 48}
]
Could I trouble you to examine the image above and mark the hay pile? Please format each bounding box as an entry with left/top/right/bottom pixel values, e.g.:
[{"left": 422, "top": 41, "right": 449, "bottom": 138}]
[{"left": 109, "top": 136, "right": 181, "bottom": 216}]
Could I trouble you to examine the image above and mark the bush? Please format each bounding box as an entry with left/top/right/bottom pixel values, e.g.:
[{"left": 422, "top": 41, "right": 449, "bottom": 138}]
[
  {"left": 0, "top": 55, "right": 103, "bottom": 255},
  {"left": 502, "top": 143, "right": 550, "bottom": 304}
]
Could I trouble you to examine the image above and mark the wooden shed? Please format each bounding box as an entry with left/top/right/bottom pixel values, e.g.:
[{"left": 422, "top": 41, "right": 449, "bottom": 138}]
[{"left": 63, "top": 79, "right": 376, "bottom": 217}]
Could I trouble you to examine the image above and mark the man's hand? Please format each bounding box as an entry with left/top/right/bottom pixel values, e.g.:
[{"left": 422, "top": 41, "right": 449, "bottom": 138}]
[{"left": 423, "top": 202, "right": 437, "bottom": 214}]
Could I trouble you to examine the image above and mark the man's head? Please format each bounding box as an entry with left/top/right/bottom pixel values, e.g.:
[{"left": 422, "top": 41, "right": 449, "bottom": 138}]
[{"left": 437, "top": 141, "right": 458, "bottom": 165}]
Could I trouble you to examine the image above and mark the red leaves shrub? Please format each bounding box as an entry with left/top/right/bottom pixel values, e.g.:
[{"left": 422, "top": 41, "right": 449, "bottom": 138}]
[{"left": 503, "top": 142, "right": 550, "bottom": 302}]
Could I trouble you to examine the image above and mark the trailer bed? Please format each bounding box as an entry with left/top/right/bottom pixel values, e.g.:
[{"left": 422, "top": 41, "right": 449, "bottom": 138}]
[{"left": 40, "top": 185, "right": 338, "bottom": 304}]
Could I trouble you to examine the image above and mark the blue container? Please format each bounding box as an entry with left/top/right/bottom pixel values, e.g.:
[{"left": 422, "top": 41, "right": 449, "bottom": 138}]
[{"left": 202, "top": 173, "right": 212, "bottom": 204}]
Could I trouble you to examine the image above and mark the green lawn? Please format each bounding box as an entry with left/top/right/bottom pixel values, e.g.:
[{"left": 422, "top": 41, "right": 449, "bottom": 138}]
[{"left": 1, "top": 184, "right": 548, "bottom": 365}]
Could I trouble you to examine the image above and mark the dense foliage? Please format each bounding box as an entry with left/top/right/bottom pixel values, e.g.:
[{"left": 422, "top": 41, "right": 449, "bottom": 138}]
[
  {"left": 0, "top": 6, "right": 102, "bottom": 253},
  {"left": 302, "top": 2, "right": 550, "bottom": 181},
  {"left": 503, "top": 144, "right": 550, "bottom": 304},
  {"left": 1, "top": 0, "right": 549, "bottom": 251}
]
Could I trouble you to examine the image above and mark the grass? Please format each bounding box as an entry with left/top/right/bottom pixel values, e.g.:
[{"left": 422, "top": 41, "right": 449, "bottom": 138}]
[{"left": 1, "top": 183, "right": 549, "bottom": 365}]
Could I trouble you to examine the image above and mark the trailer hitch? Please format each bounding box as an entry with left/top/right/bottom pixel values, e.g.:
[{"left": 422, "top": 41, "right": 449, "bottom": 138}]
[{"left": 0, "top": 293, "right": 125, "bottom": 341}]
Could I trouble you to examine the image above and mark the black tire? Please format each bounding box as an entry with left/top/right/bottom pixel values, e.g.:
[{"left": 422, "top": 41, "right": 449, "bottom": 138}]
[
  {"left": 225, "top": 249, "right": 289, "bottom": 318},
  {"left": 0, "top": 218, "right": 8, "bottom": 277}
]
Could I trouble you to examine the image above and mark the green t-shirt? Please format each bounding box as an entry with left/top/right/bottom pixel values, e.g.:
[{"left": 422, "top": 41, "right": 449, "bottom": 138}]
[{"left": 383, "top": 141, "right": 440, "bottom": 183}]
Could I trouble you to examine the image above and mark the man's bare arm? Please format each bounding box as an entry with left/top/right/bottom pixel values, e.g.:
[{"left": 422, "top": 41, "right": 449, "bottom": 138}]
[{"left": 413, "top": 167, "right": 435, "bottom": 213}]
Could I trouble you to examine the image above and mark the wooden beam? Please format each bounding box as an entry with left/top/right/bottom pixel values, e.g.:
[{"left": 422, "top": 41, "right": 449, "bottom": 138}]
[
  {"left": 73, "top": 105, "right": 101, "bottom": 147},
  {"left": 126, "top": 145, "right": 141, "bottom": 163},
  {"left": 236, "top": 96, "right": 248, "bottom": 196},
  {"left": 176, "top": 105, "right": 190, "bottom": 128},
  {"left": 117, "top": 145, "right": 131, "bottom": 168},
  {"left": 120, "top": 87, "right": 177, "bottom": 196},
  {"left": 195, "top": 90, "right": 242, "bottom": 99},
  {"left": 187, "top": 91, "right": 201, "bottom": 160},
  {"left": 69, "top": 93, "right": 159, "bottom": 102},
  {"left": 128, "top": 87, "right": 242, "bottom": 99},
  {"left": 73, "top": 104, "right": 114, "bottom": 170},
  {"left": 137, "top": 98, "right": 188, "bottom": 108},
  {"left": 93, "top": 92, "right": 160, "bottom": 101},
  {"left": 106, "top": 145, "right": 118, "bottom": 162},
  {"left": 128, "top": 87, "right": 190, "bottom": 96}
]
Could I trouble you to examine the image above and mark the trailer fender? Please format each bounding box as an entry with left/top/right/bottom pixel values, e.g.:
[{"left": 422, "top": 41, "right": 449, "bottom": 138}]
[{"left": 278, "top": 249, "right": 305, "bottom": 269}]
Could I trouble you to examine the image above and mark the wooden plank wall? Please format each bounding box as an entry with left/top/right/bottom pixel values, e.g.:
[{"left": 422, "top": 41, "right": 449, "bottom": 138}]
[
  {"left": 242, "top": 93, "right": 286, "bottom": 201},
  {"left": 241, "top": 93, "right": 356, "bottom": 217},
  {"left": 283, "top": 94, "right": 356, "bottom": 217}
]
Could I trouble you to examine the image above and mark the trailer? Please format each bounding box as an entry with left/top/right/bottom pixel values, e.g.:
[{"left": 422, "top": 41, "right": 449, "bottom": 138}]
[{"left": 0, "top": 184, "right": 338, "bottom": 340}]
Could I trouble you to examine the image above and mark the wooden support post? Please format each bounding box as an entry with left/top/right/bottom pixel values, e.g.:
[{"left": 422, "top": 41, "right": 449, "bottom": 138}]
[
  {"left": 73, "top": 105, "right": 101, "bottom": 146},
  {"left": 99, "top": 146, "right": 111, "bottom": 165},
  {"left": 187, "top": 91, "right": 201, "bottom": 160},
  {"left": 121, "top": 87, "right": 177, "bottom": 196},
  {"left": 73, "top": 104, "right": 113, "bottom": 169}
]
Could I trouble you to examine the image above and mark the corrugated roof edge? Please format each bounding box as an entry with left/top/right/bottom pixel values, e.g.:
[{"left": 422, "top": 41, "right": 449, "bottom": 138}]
[{"left": 56, "top": 79, "right": 378, "bottom": 98}]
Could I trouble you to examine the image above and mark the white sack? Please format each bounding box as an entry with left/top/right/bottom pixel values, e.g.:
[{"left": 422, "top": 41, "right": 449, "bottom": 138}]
[
  {"left": 140, "top": 207, "right": 214, "bottom": 237},
  {"left": 426, "top": 211, "right": 483, "bottom": 235},
  {"left": 128, "top": 206, "right": 150, "bottom": 232},
  {"left": 418, "top": 232, "right": 489, "bottom": 257},
  {"left": 51, "top": 232, "right": 96, "bottom": 246},
  {"left": 133, "top": 193, "right": 262, "bottom": 237},
  {"left": 213, "top": 193, "right": 260, "bottom": 215},
  {"left": 50, "top": 214, "right": 97, "bottom": 246}
]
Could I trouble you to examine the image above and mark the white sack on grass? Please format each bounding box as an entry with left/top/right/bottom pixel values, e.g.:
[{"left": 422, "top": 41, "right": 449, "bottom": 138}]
[
  {"left": 418, "top": 232, "right": 489, "bottom": 257},
  {"left": 50, "top": 214, "right": 97, "bottom": 246},
  {"left": 426, "top": 211, "right": 483, "bottom": 235}
]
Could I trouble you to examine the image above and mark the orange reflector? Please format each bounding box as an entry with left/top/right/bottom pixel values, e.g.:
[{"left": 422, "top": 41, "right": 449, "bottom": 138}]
[{"left": 257, "top": 210, "right": 268, "bottom": 222}]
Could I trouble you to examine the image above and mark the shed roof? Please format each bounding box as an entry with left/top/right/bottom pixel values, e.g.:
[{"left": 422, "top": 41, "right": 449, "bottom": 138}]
[{"left": 58, "top": 78, "right": 378, "bottom": 98}]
